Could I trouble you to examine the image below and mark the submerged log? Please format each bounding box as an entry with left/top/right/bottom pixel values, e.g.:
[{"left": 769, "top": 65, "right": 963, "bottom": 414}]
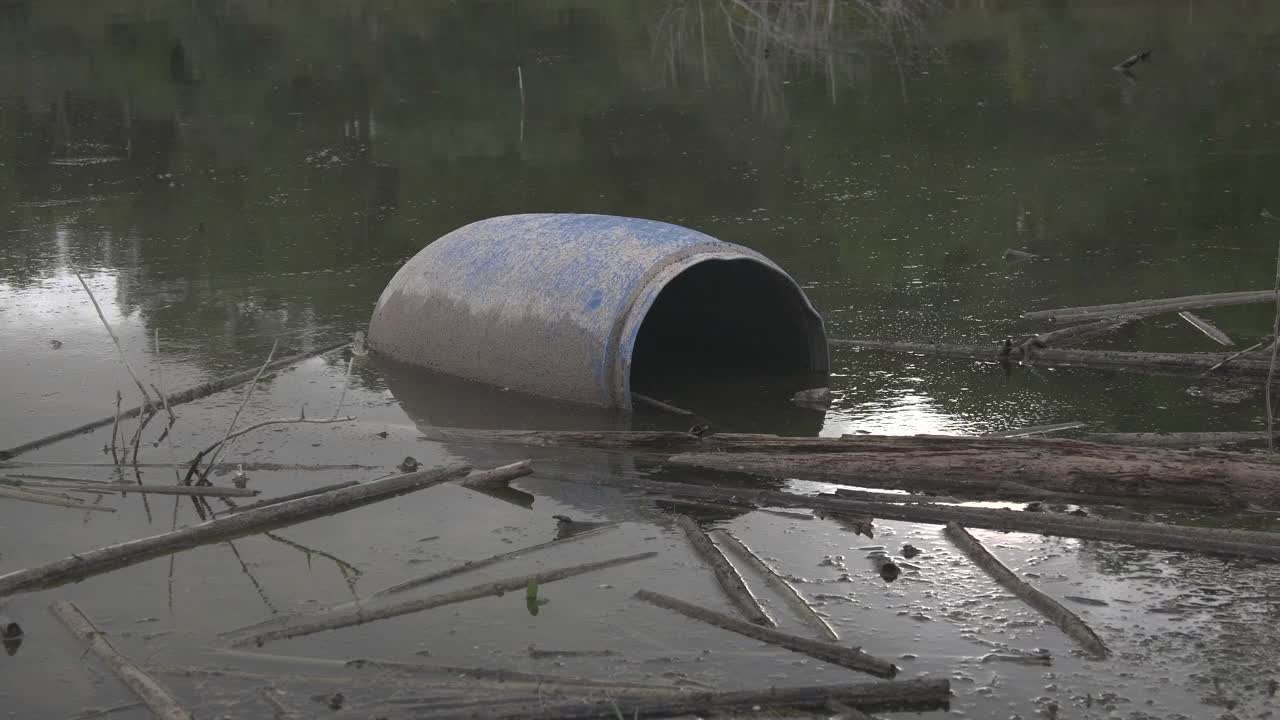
[
  {"left": 831, "top": 339, "right": 1273, "bottom": 379},
  {"left": 709, "top": 529, "right": 838, "bottom": 641},
  {"left": 51, "top": 601, "right": 193, "bottom": 720},
  {"left": 944, "top": 523, "right": 1109, "bottom": 658},
  {"left": 1019, "top": 316, "right": 1138, "bottom": 355},
  {"left": 0, "top": 463, "right": 488, "bottom": 598},
  {"left": 420, "top": 679, "right": 951, "bottom": 720},
  {"left": 1179, "top": 311, "right": 1234, "bottom": 346},
  {"left": 673, "top": 515, "right": 773, "bottom": 627},
  {"left": 1023, "top": 290, "right": 1276, "bottom": 323},
  {"left": 231, "top": 552, "right": 658, "bottom": 647},
  {"left": 634, "top": 590, "right": 897, "bottom": 678}
]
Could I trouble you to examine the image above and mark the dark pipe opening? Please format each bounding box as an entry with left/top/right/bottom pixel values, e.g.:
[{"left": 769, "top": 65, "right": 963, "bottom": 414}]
[{"left": 630, "top": 259, "right": 825, "bottom": 397}]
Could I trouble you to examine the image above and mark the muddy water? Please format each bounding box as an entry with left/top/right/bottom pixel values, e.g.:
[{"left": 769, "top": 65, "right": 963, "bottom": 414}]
[{"left": 4, "top": 1, "right": 1280, "bottom": 718}]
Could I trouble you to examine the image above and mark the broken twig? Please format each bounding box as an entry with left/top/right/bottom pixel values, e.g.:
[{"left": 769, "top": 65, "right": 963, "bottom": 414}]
[{"left": 194, "top": 340, "right": 279, "bottom": 484}]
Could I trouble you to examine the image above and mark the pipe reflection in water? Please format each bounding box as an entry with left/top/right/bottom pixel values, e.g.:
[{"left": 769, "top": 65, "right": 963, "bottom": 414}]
[{"left": 376, "top": 355, "right": 826, "bottom": 522}]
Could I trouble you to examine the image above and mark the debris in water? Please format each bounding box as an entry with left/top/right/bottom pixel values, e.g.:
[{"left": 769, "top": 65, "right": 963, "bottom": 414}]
[
  {"left": 901, "top": 543, "right": 921, "bottom": 559},
  {"left": 232, "top": 465, "right": 249, "bottom": 489},
  {"left": 871, "top": 555, "right": 900, "bottom": 582},
  {"left": 1113, "top": 49, "right": 1152, "bottom": 71},
  {"left": 398, "top": 456, "right": 419, "bottom": 473},
  {"left": 791, "top": 387, "right": 833, "bottom": 408},
  {"left": 49, "top": 339, "right": 63, "bottom": 349},
  {"left": 687, "top": 423, "right": 713, "bottom": 438},
  {"left": 1064, "top": 596, "right": 1109, "bottom": 607},
  {"left": 1003, "top": 248, "right": 1040, "bottom": 262},
  {"left": 325, "top": 692, "right": 345, "bottom": 710},
  {"left": 1, "top": 615, "right": 22, "bottom": 655}
]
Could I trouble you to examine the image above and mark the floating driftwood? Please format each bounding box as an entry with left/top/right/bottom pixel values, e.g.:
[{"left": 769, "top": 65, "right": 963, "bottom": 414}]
[
  {"left": 1079, "top": 431, "right": 1275, "bottom": 449},
  {"left": 0, "top": 463, "right": 502, "bottom": 598},
  {"left": 422, "top": 679, "right": 950, "bottom": 720},
  {"left": 634, "top": 590, "right": 896, "bottom": 678},
  {"left": 51, "top": 600, "right": 193, "bottom": 720},
  {"left": 708, "top": 529, "right": 838, "bottom": 641},
  {"left": 674, "top": 515, "right": 773, "bottom": 627},
  {"left": 560, "top": 475, "right": 1280, "bottom": 561},
  {"left": 1023, "top": 289, "right": 1276, "bottom": 323},
  {"left": 230, "top": 551, "right": 658, "bottom": 647},
  {"left": 374, "top": 521, "right": 615, "bottom": 598},
  {"left": 0, "top": 339, "right": 348, "bottom": 461},
  {"left": 832, "top": 339, "right": 1273, "bottom": 379},
  {"left": 0, "top": 485, "right": 113, "bottom": 512},
  {"left": 1179, "top": 311, "right": 1234, "bottom": 346},
  {"left": 944, "top": 523, "right": 1109, "bottom": 658}
]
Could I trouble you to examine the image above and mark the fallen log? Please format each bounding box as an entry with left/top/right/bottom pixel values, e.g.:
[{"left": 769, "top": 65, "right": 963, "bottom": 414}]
[
  {"left": 0, "top": 463, "right": 489, "bottom": 598},
  {"left": 673, "top": 515, "right": 773, "bottom": 627},
  {"left": 1079, "top": 431, "right": 1275, "bottom": 448},
  {"left": 230, "top": 551, "right": 658, "bottom": 647},
  {"left": 51, "top": 600, "right": 193, "bottom": 720},
  {"left": 1023, "top": 290, "right": 1276, "bottom": 323},
  {"left": 633, "top": 590, "right": 897, "bottom": 678},
  {"left": 419, "top": 679, "right": 951, "bottom": 720},
  {"left": 832, "top": 339, "right": 1274, "bottom": 379},
  {"left": 944, "top": 523, "right": 1109, "bottom": 658},
  {"left": 709, "top": 529, "right": 838, "bottom": 641},
  {"left": 551, "top": 475, "right": 1280, "bottom": 561},
  {"left": 667, "top": 435, "right": 1280, "bottom": 509},
  {"left": 0, "top": 339, "right": 348, "bottom": 461},
  {"left": 420, "top": 427, "right": 1280, "bottom": 509}
]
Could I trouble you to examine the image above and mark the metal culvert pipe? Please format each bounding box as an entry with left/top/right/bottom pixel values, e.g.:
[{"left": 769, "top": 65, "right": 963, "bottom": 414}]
[{"left": 368, "top": 213, "right": 828, "bottom": 408}]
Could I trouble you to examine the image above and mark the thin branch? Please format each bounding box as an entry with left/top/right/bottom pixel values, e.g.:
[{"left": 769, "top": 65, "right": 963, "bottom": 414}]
[
  {"left": 333, "top": 356, "right": 354, "bottom": 419},
  {"left": 184, "top": 416, "right": 352, "bottom": 486},
  {"left": 191, "top": 340, "right": 278, "bottom": 485},
  {"left": 74, "top": 272, "right": 155, "bottom": 411},
  {"left": 1269, "top": 237, "right": 1280, "bottom": 451}
]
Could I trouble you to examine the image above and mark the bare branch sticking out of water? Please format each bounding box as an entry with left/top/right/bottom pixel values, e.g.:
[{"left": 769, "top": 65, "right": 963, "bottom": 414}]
[
  {"left": 943, "top": 522, "right": 1108, "bottom": 659},
  {"left": 333, "top": 356, "right": 354, "bottom": 419},
  {"left": 185, "top": 416, "right": 354, "bottom": 486},
  {"left": 0, "top": 340, "right": 348, "bottom": 462},
  {"left": 109, "top": 391, "right": 122, "bottom": 466},
  {"left": 153, "top": 329, "right": 176, "bottom": 426},
  {"left": 74, "top": 272, "right": 156, "bottom": 412},
  {"left": 50, "top": 600, "right": 193, "bottom": 720},
  {"left": 0, "top": 463, "right": 476, "bottom": 598},
  {"left": 194, "top": 340, "right": 278, "bottom": 485}
]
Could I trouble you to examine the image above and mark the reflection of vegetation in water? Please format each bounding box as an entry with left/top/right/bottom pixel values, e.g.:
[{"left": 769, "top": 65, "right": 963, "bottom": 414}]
[{"left": 652, "top": 0, "right": 937, "bottom": 117}]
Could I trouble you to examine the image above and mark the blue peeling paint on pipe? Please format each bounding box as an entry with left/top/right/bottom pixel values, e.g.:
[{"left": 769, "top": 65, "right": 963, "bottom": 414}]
[{"left": 368, "top": 213, "right": 828, "bottom": 408}]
